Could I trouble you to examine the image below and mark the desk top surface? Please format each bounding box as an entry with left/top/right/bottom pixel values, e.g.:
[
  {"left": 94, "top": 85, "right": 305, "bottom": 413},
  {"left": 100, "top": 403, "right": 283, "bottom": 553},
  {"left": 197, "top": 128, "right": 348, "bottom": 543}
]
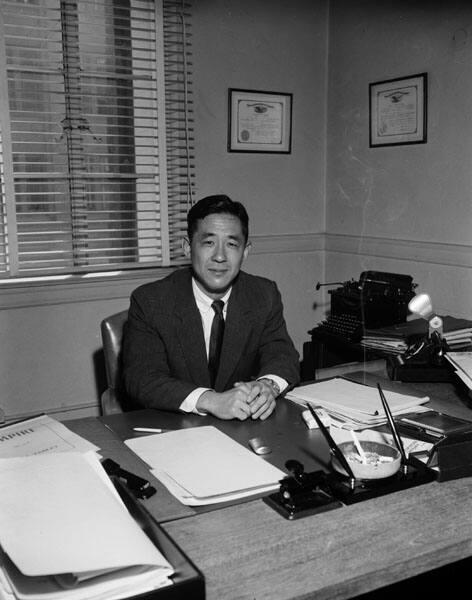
[{"left": 67, "top": 367, "right": 472, "bottom": 600}]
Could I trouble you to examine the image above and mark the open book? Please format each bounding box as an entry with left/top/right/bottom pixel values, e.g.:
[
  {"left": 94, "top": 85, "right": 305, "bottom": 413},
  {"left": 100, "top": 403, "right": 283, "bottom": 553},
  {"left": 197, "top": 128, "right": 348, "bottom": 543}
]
[{"left": 0, "top": 452, "right": 173, "bottom": 600}]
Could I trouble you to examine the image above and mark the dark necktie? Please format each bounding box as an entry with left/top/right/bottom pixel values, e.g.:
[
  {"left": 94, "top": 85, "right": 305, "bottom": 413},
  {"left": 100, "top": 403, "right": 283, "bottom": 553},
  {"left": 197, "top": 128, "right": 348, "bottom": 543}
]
[{"left": 208, "top": 300, "right": 225, "bottom": 386}]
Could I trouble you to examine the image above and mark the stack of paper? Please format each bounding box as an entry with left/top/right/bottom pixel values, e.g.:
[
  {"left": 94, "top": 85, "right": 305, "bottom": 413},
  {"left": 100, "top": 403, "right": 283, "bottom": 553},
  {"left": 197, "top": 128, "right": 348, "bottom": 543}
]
[
  {"left": 443, "top": 329, "right": 472, "bottom": 350},
  {"left": 360, "top": 316, "right": 472, "bottom": 354},
  {"left": 0, "top": 452, "right": 174, "bottom": 600},
  {"left": 125, "top": 426, "right": 285, "bottom": 505},
  {"left": 360, "top": 336, "right": 407, "bottom": 354},
  {"left": 361, "top": 330, "right": 472, "bottom": 353},
  {"left": 445, "top": 352, "right": 472, "bottom": 389},
  {"left": 286, "top": 378, "right": 430, "bottom": 430}
]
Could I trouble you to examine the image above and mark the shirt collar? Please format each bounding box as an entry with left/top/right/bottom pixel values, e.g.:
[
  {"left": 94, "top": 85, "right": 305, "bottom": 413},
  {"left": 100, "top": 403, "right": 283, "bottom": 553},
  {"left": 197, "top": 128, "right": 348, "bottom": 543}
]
[{"left": 192, "top": 278, "right": 231, "bottom": 312}]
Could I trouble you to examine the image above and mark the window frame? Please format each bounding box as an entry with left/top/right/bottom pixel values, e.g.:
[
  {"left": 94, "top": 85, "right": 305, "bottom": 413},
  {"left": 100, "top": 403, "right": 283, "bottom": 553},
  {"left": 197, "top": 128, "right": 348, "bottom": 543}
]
[{"left": 0, "top": 266, "right": 178, "bottom": 309}]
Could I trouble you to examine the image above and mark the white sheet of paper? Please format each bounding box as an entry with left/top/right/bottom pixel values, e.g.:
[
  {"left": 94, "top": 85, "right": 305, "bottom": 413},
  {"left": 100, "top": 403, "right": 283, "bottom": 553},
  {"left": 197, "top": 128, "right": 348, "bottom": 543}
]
[
  {"left": 0, "top": 414, "right": 99, "bottom": 458},
  {"left": 126, "top": 426, "right": 284, "bottom": 500},
  {"left": 286, "top": 378, "right": 429, "bottom": 416},
  {"left": 0, "top": 452, "right": 172, "bottom": 578}
]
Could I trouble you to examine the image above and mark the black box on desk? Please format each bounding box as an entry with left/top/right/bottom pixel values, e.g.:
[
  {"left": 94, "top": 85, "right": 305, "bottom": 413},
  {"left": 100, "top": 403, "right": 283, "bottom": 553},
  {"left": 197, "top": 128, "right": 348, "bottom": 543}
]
[
  {"left": 387, "top": 356, "right": 453, "bottom": 383},
  {"left": 428, "top": 433, "right": 472, "bottom": 482}
]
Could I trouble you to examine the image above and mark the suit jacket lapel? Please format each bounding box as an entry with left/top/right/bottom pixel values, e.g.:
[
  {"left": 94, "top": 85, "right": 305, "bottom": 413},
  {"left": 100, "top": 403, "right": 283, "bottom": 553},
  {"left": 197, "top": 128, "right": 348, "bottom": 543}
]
[
  {"left": 216, "top": 278, "right": 253, "bottom": 389},
  {"left": 173, "top": 274, "right": 212, "bottom": 387}
]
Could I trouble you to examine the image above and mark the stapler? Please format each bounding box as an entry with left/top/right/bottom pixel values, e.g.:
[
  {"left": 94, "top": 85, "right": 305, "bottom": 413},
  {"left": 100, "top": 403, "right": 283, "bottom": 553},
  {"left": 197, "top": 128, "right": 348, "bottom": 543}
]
[
  {"left": 101, "top": 458, "right": 156, "bottom": 499},
  {"left": 263, "top": 459, "right": 342, "bottom": 520}
]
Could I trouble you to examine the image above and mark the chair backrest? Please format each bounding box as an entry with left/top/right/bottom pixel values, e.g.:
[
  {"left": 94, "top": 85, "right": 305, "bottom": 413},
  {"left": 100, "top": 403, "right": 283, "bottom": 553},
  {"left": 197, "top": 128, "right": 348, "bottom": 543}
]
[{"left": 100, "top": 310, "right": 128, "bottom": 414}]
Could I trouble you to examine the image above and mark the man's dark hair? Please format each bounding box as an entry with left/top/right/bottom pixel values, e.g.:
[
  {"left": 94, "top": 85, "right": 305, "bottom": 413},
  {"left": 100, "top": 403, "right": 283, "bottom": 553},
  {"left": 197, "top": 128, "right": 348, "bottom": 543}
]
[{"left": 187, "top": 195, "right": 249, "bottom": 242}]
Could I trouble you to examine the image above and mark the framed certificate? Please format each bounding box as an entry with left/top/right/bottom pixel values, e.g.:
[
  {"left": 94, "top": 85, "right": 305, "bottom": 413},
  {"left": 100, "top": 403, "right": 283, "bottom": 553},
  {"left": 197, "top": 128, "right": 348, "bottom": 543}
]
[
  {"left": 228, "top": 89, "right": 292, "bottom": 153},
  {"left": 369, "top": 73, "right": 427, "bottom": 147}
]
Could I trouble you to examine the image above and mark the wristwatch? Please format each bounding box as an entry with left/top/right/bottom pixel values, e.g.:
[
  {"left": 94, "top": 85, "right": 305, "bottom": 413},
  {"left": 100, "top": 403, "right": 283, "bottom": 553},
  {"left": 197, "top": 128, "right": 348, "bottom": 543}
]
[{"left": 258, "top": 378, "right": 281, "bottom": 396}]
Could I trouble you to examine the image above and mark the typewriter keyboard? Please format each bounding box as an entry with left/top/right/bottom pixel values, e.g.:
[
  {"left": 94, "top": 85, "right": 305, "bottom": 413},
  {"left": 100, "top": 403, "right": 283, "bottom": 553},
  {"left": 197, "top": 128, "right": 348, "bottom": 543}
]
[{"left": 315, "top": 314, "right": 363, "bottom": 342}]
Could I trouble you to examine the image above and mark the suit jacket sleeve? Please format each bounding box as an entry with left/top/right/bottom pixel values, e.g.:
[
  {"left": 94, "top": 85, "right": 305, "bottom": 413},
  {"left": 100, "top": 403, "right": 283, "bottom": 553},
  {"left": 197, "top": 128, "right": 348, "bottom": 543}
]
[
  {"left": 254, "top": 280, "right": 300, "bottom": 387},
  {"left": 122, "top": 282, "right": 203, "bottom": 411}
]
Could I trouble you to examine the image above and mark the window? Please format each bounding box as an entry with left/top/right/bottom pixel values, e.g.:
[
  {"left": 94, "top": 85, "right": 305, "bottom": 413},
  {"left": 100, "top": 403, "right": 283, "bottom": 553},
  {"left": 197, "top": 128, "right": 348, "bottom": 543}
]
[{"left": 0, "top": 0, "right": 194, "bottom": 279}]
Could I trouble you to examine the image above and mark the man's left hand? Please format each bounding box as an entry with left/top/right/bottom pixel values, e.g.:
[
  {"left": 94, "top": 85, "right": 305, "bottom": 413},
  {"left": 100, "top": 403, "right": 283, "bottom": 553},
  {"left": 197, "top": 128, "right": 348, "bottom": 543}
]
[{"left": 233, "top": 380, "right": 277, "bottom": 420}]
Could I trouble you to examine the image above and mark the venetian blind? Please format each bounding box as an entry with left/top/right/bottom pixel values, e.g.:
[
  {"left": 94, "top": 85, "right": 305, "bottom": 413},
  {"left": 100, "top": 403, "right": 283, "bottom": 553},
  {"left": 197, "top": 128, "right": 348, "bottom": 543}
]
[
  {"left": 0, "top": 0, "right": 194, "bottom": 278},
  {"left": 0, "top": 126, "right": 7, "bottom": 274}
]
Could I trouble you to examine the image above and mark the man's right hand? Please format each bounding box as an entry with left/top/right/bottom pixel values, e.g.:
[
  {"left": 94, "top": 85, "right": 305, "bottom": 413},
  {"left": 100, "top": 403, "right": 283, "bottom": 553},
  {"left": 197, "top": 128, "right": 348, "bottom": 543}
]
[{"left": 196, "top": 388, "right": 255, "bottom": 420}]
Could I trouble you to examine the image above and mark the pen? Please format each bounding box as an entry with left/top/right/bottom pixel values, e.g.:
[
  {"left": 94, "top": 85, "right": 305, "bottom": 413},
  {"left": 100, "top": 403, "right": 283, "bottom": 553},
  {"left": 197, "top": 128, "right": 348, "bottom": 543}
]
[
  {"left": 133, "top": 427, "right": 166, "bottom": 433},
  {"left": 376, "top": 383, "right": 408, "bottom": 465},
  {"left": 305, "top": 403, "right": 356, "bottom": 483}
]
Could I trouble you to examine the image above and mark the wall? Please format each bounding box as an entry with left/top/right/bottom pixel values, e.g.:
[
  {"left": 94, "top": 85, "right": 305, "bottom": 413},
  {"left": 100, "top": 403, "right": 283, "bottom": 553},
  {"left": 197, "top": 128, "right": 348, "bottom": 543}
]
[
  {"left": 0, "top": 275, "right": 157, "bottom": 422},
  {"left": 191, "top": 0, "right": 330, "bottom": 347},
  {"left": 326, "top": 0, "right": 472, "bottom": 317},
  {"left": 0, "top": 0, "right": 329, "bottom": 422}
]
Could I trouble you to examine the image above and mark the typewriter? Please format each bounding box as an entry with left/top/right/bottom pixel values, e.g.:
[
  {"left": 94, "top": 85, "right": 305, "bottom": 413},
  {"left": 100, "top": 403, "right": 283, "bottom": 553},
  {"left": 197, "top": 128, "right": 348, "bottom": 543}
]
[{"left": 313, "top": 271, "right": 416, "bottom": 342}]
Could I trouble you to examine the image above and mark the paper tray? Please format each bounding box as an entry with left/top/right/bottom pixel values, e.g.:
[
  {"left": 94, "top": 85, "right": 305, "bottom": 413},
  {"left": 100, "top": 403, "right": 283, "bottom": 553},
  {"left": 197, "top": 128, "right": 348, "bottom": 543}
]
[{"left": 113, "top": 478, "right": 205, "bottom": 600}]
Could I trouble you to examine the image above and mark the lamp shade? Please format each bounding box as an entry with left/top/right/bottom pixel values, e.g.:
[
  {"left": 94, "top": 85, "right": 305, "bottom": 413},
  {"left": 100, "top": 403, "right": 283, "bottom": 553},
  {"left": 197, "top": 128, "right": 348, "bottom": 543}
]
[{"left": 408, "top": 293, "right": 434, "bottom": 319}]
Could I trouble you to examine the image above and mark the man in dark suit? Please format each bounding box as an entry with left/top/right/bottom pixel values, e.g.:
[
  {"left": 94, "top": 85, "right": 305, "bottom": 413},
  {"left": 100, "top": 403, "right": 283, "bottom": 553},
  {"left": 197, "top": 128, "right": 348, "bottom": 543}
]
[{"left": 123, "top": 195, "right": 300, "bottom": 420}]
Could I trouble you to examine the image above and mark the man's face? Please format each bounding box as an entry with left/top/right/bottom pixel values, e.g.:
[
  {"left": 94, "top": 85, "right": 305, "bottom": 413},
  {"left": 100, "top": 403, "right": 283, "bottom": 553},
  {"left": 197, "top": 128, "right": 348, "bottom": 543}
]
[{"left": 184, "top": 213, "right": 250, "bottom": 299}]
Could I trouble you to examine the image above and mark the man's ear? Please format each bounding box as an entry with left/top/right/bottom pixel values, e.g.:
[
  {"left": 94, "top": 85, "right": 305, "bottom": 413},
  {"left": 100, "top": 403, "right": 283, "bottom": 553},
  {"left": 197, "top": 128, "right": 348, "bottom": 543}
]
[
  {"left": 182, "top": 237, "right": 191, "bottom": 258},
  {"left": 243, "top": 240, "right": 252, "bottom": 261}
]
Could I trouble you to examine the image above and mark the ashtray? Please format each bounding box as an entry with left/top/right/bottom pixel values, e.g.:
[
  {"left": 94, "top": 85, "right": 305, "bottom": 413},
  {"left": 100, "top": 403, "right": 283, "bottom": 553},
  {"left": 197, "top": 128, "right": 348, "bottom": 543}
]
[{"left": 332, "top": 441, "right": 401, "bottom": 480}]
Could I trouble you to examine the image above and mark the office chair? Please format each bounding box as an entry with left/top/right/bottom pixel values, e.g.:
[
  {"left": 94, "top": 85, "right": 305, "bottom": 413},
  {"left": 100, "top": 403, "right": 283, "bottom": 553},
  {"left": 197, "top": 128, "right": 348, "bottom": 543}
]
[{"left": 100, "top": 309, "right": 129, "bottom": 415}]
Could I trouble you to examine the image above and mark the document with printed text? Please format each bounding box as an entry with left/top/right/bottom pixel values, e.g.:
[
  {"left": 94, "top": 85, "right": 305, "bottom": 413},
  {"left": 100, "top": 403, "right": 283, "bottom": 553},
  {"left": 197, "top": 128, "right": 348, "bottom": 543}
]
[{"left": 0, "top": 414, "right": 99, "bottom": 458}]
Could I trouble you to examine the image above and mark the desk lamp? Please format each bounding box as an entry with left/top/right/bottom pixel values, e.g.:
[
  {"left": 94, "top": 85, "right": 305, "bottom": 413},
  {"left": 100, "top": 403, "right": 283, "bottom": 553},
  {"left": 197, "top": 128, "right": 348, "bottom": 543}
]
[
  {"left": 387, "top": 293, "right": 450, "bottom": 382},
  {"left": 404, "top": 292, "right": 447, "bottom": 366},
  {"left": 408, "top": 293, "right": 443, "bottom": 338},
  {"left": 404, "top": 295, "right": 472, "bottom": 480}
]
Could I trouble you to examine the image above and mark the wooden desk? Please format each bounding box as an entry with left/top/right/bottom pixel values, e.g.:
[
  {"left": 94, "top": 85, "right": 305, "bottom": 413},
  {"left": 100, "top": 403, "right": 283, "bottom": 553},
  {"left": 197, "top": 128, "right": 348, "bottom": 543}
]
[{"left": 67, "top": 367, "right": 472, "bottom": 600}]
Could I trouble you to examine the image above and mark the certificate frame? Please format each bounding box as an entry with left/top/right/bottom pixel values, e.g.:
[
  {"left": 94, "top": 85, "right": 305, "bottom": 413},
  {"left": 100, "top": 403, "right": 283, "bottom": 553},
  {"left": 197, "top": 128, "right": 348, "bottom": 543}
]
[
  {"left": 369, "top": 73, "right": 427, "bottom": 147},
  {"left": 228, "top": 88, "right": 292, "bottom": 153}
]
